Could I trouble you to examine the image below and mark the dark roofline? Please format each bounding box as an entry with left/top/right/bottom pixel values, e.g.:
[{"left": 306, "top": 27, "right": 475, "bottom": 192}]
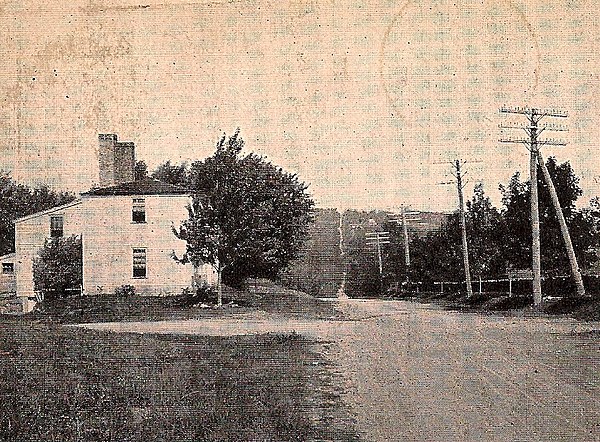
[{"left": 81, "top": 178, "right": 191, "bottom": 197}]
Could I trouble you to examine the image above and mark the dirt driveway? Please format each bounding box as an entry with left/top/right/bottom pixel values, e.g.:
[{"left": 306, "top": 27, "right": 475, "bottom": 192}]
[{"left": 78, "top": 300, "right": 600, "bottom": 441}]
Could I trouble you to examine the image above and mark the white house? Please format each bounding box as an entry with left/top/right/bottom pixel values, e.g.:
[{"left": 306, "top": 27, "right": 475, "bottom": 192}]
[{"left": 12, "top": 134, "right": 216, "bottom": 312}]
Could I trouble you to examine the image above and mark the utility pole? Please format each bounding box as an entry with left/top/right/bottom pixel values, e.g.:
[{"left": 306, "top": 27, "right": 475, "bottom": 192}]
[
  {"left": 337, "top": 210, "right": 348, "bottom": 299},
  {"left": 499, "top": 106, "right": 584, "bottom": 304},
  {"left": 390, "top": 206, "right": 422, "bottom": 283},
  {"left": 451, "top": 160, "right": 474, "bottom": 298},
  {"left": 366, "top": 231, "right": 390, "bottom": 283},
  {"left": 402, "top": 206, "right": 410, "bottom": 268}
]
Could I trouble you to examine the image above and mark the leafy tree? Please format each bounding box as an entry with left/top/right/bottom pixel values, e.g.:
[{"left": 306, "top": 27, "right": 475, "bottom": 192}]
[
  {"left": 0, "top": 173, "right": 75, "bottom": 255},
  {"left": 341, "top": 210, "right": 391, "bottom": 297},
  {"left": 466, "top": 183, "right": 503, "bottom": 277},
  {"left": 497, "top": 171, "right": 531, "bottom": 271},
  {"left": 134, "top": 160, "right": 148, "bottom": 181},
  {"left": 151, "top": 160, "right": 189, "bottom": 187},
  {"left": 278, "top": 208, "right": 344, "bottom": 298},
  {"left": 409, "top": 214, "right": 462, "bottom": 285},
  {"left": 173, "top": 130, "right": 314, "bottom": 305},
  {"left": 32, "top": 235, "right": 82, "bottom": 300},
  {"left": 498, "top": 157, "right": 596, "bottom": 273}
]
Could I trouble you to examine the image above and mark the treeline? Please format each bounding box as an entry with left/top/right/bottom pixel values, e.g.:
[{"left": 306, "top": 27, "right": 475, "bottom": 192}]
[
  {"left": 0, "top": 173, "right": 75, "bottom": 255},
  {"left": 375, "top": 157, "right": 600, "bottom": 296}
]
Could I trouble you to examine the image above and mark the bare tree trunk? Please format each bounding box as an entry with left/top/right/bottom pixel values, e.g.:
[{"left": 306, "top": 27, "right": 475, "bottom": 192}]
[
  {"left": 217, "top": 267, "right": 223, "bottom": 307},
  {"left": 537, "top": 153, "right": 586, "bottom": 297}
]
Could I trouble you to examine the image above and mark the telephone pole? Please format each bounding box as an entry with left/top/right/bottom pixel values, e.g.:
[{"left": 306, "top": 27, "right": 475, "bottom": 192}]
[
  {"left": 389, "top": 206, "right": 422, "bottom": 282},
  {"left": 499, "top": 106, "right": 584, "bottom": 304},
  {"left": 451, "top": 160, "right": 474, "bottom": 298},
  {"left": 365, "top": 231, "right": 391, "bottom": 278}
]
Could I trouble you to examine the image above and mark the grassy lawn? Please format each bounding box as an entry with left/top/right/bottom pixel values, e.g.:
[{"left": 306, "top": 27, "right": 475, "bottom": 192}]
[
  {"left": 389, "top": 290, "right": 600, "bottom": 321},
  {"left": 30, "top": 280, "right": 339, "bottom": 325},
  {"left": 0, "top": 317, "right": 358, "bottom": 441}
]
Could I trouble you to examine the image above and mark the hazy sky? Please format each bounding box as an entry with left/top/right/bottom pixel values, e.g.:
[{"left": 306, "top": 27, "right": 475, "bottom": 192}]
[{"left": 1, "top": 0, "right": 598, "bottom": 212}]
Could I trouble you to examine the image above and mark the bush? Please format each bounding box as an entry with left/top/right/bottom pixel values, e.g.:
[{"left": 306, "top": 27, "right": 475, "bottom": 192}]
[
  {"left": 33, "top": 235, "right": 82, "bottom": 301},
  {"left": 114, "top": 284, "right": 136, "bottom": 297},
  {"left": 484, "top": 295, "right": 533, "bottom": 311},
  {"left": 181, "top": 282, "right": 217, "bottom": 306}
]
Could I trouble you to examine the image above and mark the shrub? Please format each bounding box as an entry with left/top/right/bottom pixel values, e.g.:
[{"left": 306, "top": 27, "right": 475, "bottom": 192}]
[
  {"left": 33, "top": 235, "right": 82, "bottom": 301},
  {"left": 114, "top": 284, "right": 136, "bottom": 297},
  {"left": 181, "top": 282, "right": 216, "bottom": 306}
]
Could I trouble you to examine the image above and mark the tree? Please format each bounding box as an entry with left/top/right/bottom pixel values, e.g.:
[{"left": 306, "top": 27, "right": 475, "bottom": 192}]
[
  {"left": 499, "top": 157, "right": 595, "bottom": 274},
  {"left": 173, "top": 130, "right": 314, "bottom": 305},
  {"left": 134, "top": 160, "right": 148, "bottom": 181},
  {"left": 151, "top": 161, "right": 189, "bottom": 187},
  {"left": 32, "top": 235, "right": 83, "bottom": 300},
  {"left": 0, "top": 173, "right": 75, "bottom": 255},
  {"left": 409, "top": 214, "right": 462, "bottom": 285},
  {"left": 466, "top": 183, "right": 503, "bottom": 278}
]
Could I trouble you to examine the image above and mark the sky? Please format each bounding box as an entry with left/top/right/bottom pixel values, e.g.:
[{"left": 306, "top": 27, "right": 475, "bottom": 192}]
[{"left": 1, "top": 0, "right": 598, "bottom": 212}]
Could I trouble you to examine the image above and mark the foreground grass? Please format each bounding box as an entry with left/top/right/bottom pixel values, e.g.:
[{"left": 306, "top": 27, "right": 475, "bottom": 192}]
[{"left": 0, "top": 318, "right": 358, "bottom": 441}]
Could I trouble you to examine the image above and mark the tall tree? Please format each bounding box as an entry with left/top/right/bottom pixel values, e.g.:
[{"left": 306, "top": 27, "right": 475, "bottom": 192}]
[
  {"left": 499, "top": 157, "right": 595, "bottom": 274},
  {"left": 134, "top": 160, "right": 148, "bottom": 181},
  {"left": 173, "top": 130, "right": 314, "bottom": 305}
]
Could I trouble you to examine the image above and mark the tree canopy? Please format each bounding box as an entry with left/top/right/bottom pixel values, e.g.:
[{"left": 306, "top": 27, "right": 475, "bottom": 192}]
[
  {"left": 0, "top": 173, "right": 76, "bottom": 255},
  {"left": 405, "top": 157, "right": 598, "bottom": 288},
  {"left": 173, "top": 130, "right": 314, "bottom": 303},
  {"left": 32, "top": 235, "right": 83, "bottom": 300}
]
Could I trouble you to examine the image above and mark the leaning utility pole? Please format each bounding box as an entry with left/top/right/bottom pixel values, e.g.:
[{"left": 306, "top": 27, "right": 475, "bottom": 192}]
[
  {"left": 499, "top": 106, "right": 584, "bottom": 304},
  {"left": 451, "top": 160, "right": 473, "bottom": 298},
  {"left": 538, "top": 151, "right": 586, "bottom": 297}
]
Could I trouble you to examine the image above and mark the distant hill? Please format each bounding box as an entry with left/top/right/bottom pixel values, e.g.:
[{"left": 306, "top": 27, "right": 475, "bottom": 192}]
[
  {"left": 278, "top": 208, "right": 344, "bottom": 298},
  {"left": 279, "top": 208, "right": 450, "bottom": 298}
]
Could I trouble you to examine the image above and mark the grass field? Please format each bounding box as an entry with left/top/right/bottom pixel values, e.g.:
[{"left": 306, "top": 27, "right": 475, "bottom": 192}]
[{"left": 0, "top": 317, "right": 358, "bottom": 441}]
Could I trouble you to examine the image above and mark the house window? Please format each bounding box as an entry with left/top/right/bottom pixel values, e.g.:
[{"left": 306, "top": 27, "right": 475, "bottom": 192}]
[
  {"left": 2, "top": 263, "right": 14, "bottom": 274},
  {"left": 50, "top": 216, "right": 64, "bottom": 238},
  {"left": 132, "top": 198, "right": 146, "bottom": 223},
  {"left": 133, "top": 248, "right": 147, "bottom": 278}
]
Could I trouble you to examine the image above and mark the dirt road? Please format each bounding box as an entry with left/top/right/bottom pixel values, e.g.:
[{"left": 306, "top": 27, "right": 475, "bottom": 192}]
[{"left": 79, "top": 300, "right": 600, "bottom": 441}]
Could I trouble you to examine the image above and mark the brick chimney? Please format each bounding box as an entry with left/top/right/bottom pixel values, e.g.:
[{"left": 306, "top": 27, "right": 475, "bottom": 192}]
[{"left": 98, "top": 134, "right": 135, "bottom": 187}]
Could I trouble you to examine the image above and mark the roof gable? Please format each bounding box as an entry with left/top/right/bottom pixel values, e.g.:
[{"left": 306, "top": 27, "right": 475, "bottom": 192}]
[
  {"left": 14, "top": 200, "right": 83, "bottom": 224},
  {"left": 81, "top": 178, "right": 190, "bottom": 196}
]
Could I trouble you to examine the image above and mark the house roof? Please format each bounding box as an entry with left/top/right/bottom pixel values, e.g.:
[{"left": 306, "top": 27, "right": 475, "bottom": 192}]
[
  {"left": 14, "top": 200, "right": 83, "bottom": 224},
  {"left": 81, "top": 178, "right": 190, "bottom": 196},
  {"left": 0, "top": 253, "right": 15, "bottom": 261}
]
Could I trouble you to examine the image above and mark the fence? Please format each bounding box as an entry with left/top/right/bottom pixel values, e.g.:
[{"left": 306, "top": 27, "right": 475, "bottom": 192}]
[{"left": 426, "top": 274, "right": 600, "bottom": 297}]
